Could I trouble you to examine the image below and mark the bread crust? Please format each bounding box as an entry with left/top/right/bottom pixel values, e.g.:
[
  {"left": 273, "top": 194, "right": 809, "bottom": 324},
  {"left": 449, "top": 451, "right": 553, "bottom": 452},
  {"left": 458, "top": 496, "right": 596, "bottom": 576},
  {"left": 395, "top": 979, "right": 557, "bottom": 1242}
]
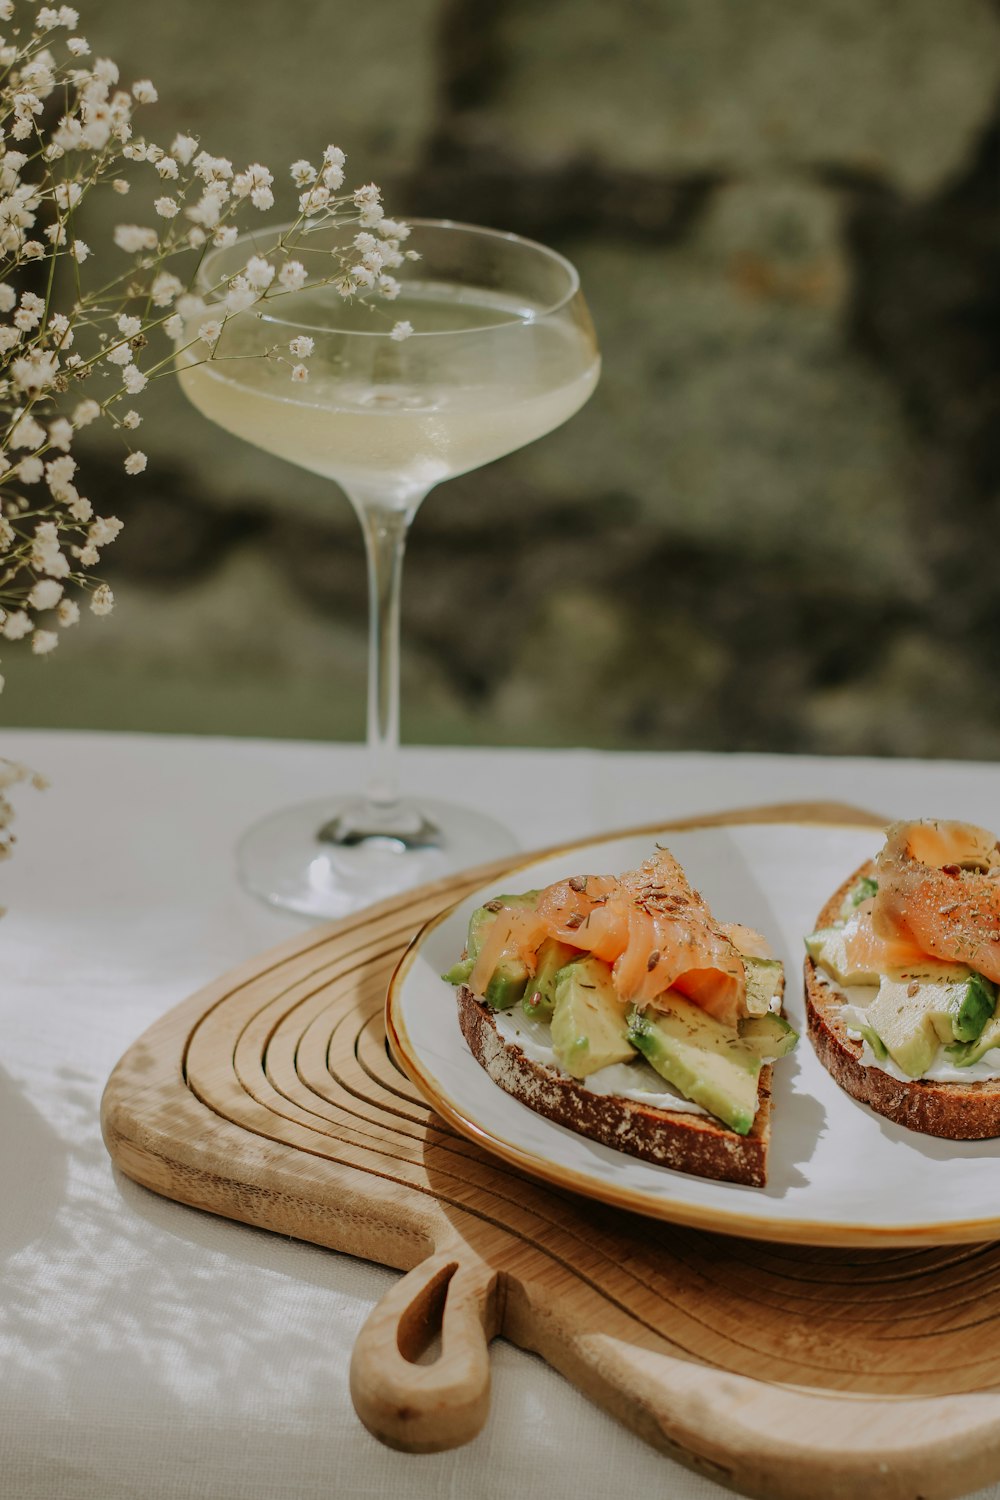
[
  {"left": 805, "top": 863, "right": 1000, "bottom": 1140},
  {"left": 456, "top": 985, "right": 772, "bottom": 1188}
]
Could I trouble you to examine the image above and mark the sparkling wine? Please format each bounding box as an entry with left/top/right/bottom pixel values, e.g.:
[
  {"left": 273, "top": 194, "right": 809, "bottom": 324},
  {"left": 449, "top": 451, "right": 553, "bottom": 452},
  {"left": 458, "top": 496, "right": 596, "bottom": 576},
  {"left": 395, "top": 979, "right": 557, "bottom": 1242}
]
[{"left": 178, "top": 282, "right": 600, "bottom": 504}]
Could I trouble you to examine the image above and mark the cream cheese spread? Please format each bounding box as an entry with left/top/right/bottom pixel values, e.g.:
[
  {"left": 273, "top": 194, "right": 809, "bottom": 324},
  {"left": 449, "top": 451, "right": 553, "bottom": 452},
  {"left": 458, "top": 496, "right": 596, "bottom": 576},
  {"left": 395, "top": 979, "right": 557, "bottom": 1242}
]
[{"left": 494, "top": 1008, "right": 709, "bottom": 1116}]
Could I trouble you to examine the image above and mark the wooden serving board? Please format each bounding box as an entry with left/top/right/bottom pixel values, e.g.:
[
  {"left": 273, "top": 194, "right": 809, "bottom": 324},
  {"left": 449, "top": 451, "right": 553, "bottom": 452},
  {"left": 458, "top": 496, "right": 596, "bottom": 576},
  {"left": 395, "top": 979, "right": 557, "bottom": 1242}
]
[{"left": 102, "top": 802, "right": 1000, "bottom": 1500}]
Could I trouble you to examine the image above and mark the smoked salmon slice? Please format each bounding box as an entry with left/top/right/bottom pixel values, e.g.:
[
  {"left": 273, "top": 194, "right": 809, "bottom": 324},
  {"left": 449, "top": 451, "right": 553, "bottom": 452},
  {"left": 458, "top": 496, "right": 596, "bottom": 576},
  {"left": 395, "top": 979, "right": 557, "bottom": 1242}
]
[
  {"left": 873, "top": 819, "right": 1000, "bottom": 983},
  {"left": 472, "top": 847, "right": 750, "bottom": 1023}
]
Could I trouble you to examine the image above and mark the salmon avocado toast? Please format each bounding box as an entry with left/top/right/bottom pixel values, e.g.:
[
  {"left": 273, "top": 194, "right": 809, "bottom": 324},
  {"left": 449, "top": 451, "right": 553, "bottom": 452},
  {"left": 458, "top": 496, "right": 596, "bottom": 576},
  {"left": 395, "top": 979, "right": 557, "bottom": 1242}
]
[
  {"left": 444, "top": 845, "right": 797, "bottom": 1188},
  {"left": 805, "top": 819, "right": 1000, "bottom": 1139}
]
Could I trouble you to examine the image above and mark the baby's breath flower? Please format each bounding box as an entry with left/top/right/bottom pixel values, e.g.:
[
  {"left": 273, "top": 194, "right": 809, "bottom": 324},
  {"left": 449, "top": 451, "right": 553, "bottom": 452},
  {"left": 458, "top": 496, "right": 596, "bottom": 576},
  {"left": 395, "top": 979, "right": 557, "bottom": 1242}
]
[
  {"left": 150, "top": 271, "right": 182, "bottom": 306},
  {"left": 353, "top": 183, "right": 383, "bottom": 225},
  {"left": 48, "top": 418, "right": 73, "bottom": 451},
  {"left": 72, "top": 398, "right": 101, "bottom": 427},
  {"left": 279, "top": 259, "right": 307, "bottom": 292},
  {"left": 28, "top": 578, "right": 62, "bottom": 611},
  {"left": 0, "top": 15, "right": 400, "bottom": 777},
  {"left": 11, "top": 350, "right": 58, "bottom": 393},
  {"left": 10, "top": 414, "right": 46, "bottom": 448},
  {"left": 390, "top": 320, "right": 414, "bottom": 342},
  {"left": 176, "top": 294, "right": 207, "bottom": 321},
  {"left": 233, "top": 163, "right": 273, "bottom": 200},
  {"left": 379, "top": 276, "right": 401, "bottom": 301},
  {"left": 225, "top": 277, "right": 255, "bottom": 314},
  {"left": 122, "top": 364, "right": 147, "bottom": 394},
  {"left": 299, "top": 184, "right": 330, "bottom": 215},
  {"left": 2, "top": 610, "right": 30, "bottom": 640},
  {"left": 245, "top": 255, "right": 274, "bottom": 290},
  {"left": 54, "top": 181, "right": 83, "bottom": 212},
  {"left": 171, "top": 133, "right": 198, "bottom": 164},
  {"left": 89, "top": 517, "right": 123, "bottom": 548},
  {"left": 90, "top": 583, "right": 114, "bottom": 615},
  {"left": 15, "top": 456, "right": 43, "bottom": 483},
  {"left": 113, "top": 223, "right": 157, "bottom": 253}
]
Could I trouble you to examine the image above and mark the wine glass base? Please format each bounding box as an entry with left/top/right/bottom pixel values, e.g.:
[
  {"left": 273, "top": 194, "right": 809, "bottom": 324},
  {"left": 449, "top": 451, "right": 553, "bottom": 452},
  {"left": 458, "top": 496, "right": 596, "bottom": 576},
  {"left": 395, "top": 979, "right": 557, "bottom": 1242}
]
[{"left": 237, "top": 796, "right": 520, "bottom": 920}]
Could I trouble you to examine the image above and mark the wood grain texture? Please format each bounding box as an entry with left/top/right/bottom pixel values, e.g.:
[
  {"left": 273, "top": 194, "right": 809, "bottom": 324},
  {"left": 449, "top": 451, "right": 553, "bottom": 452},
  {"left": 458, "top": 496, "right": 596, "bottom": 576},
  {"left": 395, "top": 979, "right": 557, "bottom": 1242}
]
[{"left": 100, "top": 802, "right": 1000, "bottom": 1500}]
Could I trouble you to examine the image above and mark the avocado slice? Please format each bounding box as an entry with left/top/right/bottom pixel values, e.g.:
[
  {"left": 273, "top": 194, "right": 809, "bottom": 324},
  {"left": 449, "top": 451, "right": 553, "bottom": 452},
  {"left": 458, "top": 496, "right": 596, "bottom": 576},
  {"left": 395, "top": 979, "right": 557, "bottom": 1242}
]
[
  {"left": 947, "top": 970, "right": 996, "bottom": 1042},
  {"left": 837, "top": 875, "right": 878, "bottom": 922},
  {"left": 521, "top": 939, "right": 579, "bottom": 1021},
  {"left": 442, "top": 890, "right": 541, "bottom": 999},
  {"left": 868, "top": 965, "right": 996, "bottom": 1070},
  {"left": 442, "top": 955, "right": 475, "bottom": 986},
  {"left": 743, "top": 956, "right": 785, "bottom": 1017},
  {"left": 858, "top": 1022, "right": 888, "bottom": 1062},
  {"left": 627, "top": 998, "right": 761, "bottom": 1135},
  {"left": 945, "top": 990, "right": 1000, "bottom": 1066},
  {"left": 483, "top": 958, "right": 531, "bottom": 1010},
  {"left": 549, "top": 956, "right": 635, "bottom": 1079},
  {"left": 864, "top": 977, "right": 949, "bottom": 1079},
  {"left": 466, "top": 890, "right": 540, "bottom": 962},
  {"left": 804, "top": 925, "right": 880, "bottom": 986},
  {"left": 737, "top": 1012, "right": 798, "bottom": 1059}
]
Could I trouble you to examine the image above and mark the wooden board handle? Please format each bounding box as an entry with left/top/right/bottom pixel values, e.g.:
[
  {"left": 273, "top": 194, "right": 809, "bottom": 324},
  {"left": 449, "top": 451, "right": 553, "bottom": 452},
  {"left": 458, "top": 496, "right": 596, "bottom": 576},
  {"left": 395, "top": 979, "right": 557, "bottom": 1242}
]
[{"left": 349, "top": 1252, "right": 500, "bottom": 1453}]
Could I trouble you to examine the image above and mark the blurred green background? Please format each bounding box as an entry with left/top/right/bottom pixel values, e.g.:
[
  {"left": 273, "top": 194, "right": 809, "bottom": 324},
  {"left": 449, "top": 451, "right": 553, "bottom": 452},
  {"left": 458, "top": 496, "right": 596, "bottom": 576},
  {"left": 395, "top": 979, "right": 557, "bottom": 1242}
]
[{"left": 4, "top": 0, "right": 1000, "bottom": 757}]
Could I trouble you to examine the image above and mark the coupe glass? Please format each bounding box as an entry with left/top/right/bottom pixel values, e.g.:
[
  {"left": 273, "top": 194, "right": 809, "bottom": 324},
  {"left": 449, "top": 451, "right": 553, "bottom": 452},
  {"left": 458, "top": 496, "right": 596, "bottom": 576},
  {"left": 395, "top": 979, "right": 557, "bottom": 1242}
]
[{"left": 177, "top": 219, "right": 600, "bottom": 918}]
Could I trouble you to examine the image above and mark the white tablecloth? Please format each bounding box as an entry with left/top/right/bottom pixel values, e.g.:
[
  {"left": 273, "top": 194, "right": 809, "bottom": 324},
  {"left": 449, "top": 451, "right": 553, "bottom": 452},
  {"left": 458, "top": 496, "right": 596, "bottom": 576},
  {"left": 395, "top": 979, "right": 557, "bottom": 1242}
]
[{"left": 4, "top": 727, "right": 1000, "bottom": 1500}]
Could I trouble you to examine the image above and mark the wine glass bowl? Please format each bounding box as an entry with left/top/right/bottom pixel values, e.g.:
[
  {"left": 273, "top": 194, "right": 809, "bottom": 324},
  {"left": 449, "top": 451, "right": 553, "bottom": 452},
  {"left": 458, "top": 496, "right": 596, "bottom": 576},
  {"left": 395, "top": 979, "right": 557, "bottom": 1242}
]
[{"left": 177, "top": 218, "right": 600, "bottom": 918}]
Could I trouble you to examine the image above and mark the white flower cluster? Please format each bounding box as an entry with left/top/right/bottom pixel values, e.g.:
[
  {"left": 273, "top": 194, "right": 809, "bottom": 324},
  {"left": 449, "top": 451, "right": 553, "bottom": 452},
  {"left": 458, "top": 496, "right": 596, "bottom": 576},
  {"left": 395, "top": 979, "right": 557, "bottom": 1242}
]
[
  {"left": 0, "top": 757, "right": 45, "bottom": 903},
  {"left": 0, "top": 0, "right": 407, "bottom": 691}
]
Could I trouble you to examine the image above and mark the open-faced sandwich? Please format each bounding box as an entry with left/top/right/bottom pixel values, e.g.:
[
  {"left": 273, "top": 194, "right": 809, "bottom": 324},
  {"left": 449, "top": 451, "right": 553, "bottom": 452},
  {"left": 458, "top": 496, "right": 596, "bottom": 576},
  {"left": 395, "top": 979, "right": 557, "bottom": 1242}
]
[
  {"left": 805, "top": 818, "right": 1000, "bottom": 1139},
  {"left": 443, "top": 845, "right": 797, "bottom": 1187}
]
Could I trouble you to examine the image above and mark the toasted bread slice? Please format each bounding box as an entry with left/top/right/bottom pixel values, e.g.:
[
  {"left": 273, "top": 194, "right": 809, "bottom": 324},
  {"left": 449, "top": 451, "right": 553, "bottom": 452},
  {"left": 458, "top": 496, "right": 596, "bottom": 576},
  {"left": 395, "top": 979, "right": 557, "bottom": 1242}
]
[
  {"left": 456, "top": 985, "right": 773, "bottom": 1187},
  {"left": 805, "top": 865, "right": 1000, "bottom": 1139}
]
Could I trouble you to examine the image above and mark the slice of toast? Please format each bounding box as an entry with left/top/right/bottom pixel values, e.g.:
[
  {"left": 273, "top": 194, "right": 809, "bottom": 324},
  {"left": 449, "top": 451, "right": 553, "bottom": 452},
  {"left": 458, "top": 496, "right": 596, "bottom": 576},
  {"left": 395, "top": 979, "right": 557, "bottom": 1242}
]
[
  {"left": 805, "top": 865, "right": 1000, "bottom": 1139},
  {"left": 456, "top": 984, "right": 773, "bottom": 1187}
]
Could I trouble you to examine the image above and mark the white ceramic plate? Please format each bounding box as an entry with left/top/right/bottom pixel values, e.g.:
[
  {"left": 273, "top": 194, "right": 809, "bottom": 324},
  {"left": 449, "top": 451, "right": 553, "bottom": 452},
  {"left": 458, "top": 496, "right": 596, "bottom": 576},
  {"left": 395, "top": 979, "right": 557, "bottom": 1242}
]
[{"left": 387, "top": 821, "right": 1000, "bottom": 1245}]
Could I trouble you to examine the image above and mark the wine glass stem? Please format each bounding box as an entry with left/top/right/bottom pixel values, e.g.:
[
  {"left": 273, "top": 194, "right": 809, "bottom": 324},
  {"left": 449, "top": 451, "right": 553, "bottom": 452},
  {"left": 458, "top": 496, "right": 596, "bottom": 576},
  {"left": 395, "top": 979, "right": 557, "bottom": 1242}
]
[{"left": 352, "top": 495, "right": 421, "bottom": 811}]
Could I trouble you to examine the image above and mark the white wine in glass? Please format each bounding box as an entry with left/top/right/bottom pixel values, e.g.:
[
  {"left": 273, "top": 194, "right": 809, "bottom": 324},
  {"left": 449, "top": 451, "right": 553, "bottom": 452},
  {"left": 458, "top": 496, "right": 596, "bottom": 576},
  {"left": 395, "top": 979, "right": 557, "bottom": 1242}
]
[{"left": 177, "top": 219, "right": 600, "bottom": 918}]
